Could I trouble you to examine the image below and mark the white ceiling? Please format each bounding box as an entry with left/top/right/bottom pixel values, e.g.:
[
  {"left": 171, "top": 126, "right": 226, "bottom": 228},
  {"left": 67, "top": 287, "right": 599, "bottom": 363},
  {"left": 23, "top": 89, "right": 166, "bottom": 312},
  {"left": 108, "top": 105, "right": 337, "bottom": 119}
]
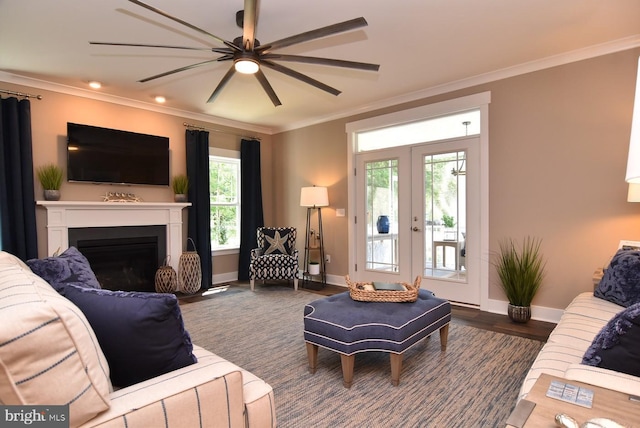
[{"left": 1, "top": 1, "right": 639, "bottom": 133}]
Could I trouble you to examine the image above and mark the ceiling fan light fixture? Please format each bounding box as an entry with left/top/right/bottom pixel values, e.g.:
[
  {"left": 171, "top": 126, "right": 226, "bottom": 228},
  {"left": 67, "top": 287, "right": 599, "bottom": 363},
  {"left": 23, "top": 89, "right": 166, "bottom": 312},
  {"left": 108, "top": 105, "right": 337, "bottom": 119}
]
[
  {"left": 234, "top": 56, "right": 259, "bottom": 74},
  {"left": 88, "top": 81, "right": 102, "bottom": 89}
]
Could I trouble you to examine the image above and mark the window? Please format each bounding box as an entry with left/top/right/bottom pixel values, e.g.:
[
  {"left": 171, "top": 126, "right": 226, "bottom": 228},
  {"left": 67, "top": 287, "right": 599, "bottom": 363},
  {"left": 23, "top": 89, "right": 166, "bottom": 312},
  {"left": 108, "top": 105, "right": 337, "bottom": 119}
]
[
  {"left": 356, "top": 109, "right": 480, "bottom": 152},
  {"left": 209, "top": 149, "right": 241, "bottom": 253}
]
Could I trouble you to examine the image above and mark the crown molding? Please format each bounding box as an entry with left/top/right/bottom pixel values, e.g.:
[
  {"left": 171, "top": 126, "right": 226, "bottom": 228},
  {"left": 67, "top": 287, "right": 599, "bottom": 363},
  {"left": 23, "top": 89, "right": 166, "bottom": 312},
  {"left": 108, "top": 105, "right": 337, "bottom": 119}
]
[
  {"left": 2, "top": 35, "right": 639, "bottom": 135},
  {"left": 275, "top": 35, "right": 640, "bottom": 133},
  {"left": 0, "top": 71, "right": 275, "bottom": 135}
]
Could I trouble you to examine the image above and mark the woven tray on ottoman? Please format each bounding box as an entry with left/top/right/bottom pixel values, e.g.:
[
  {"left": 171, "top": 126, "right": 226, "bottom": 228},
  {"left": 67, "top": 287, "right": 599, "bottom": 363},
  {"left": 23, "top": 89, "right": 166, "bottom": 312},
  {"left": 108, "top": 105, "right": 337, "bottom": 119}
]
[{"left": 346, "top": 275, "right": 420, "bottom": 303}]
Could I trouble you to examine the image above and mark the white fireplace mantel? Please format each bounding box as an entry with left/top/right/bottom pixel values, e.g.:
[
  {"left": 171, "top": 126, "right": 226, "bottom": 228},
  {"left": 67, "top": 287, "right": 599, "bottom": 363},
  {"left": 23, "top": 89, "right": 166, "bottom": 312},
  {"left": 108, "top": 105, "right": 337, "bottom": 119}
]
[{"left": 37, "top": 201, "right": 191, "bottom": 271}]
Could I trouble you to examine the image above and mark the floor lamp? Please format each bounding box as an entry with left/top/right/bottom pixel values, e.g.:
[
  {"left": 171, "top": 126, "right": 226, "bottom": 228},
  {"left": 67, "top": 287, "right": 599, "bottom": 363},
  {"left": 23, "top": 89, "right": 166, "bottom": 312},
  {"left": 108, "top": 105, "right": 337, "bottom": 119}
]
[{"left": 300, "top": 186, "right": 329, "bottom": 285}]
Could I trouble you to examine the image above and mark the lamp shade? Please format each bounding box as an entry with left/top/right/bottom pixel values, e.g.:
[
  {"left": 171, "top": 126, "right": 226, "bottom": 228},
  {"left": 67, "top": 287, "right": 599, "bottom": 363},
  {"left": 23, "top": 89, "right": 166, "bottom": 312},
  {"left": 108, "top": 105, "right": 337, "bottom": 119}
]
[
  {"left": 300, "top": 186, "right": 329, "bottom": 207},
  {"left": 625, "top": 56, "right": 640, "bottom": 183},
  {"left": 628, "top": 183, "right": 640, "bottom": 202}
]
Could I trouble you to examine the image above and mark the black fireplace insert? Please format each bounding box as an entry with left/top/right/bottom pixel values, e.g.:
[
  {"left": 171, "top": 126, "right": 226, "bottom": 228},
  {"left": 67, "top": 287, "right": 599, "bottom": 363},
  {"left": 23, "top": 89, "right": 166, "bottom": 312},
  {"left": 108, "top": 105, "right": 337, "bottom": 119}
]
[{"left": 69, "top": 225, "right": 166, "bottom": 292}]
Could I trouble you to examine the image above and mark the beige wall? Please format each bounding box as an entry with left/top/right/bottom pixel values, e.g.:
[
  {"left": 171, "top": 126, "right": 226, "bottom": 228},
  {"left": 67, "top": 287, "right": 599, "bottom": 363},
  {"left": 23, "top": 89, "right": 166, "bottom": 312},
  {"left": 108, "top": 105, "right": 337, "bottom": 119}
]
[
  {"left": 273, "top": 121, "right": 349, "bottom": 273},
  {"left": 273, "top": 47, "right": 640, "bottom": 310},
  {"left": 0, "top": 82, "right": 273, "bottom": 276},
  {"left": 3, "top": 46, "right": 639, "bottom": 308}
]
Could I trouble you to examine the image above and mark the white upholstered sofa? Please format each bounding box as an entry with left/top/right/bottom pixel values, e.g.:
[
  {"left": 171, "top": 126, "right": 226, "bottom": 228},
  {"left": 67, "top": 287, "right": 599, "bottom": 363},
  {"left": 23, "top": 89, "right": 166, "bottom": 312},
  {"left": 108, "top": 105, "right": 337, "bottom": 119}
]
[
  {"left": 0, "top": 251, "right": 276, "bottom": 428},
  {"left": 519, "top": 291, "right": 640, "bottom": 400}
]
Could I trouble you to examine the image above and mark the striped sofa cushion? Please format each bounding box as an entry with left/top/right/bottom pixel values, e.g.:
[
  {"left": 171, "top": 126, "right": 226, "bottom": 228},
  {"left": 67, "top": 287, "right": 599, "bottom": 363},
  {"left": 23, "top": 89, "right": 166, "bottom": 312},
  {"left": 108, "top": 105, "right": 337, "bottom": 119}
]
[
  {"left": 0, "top": 251, "right": 112, "bottom": 427},
  {"left": 80, "top": 347, "right": 274, "bottom": 428}
]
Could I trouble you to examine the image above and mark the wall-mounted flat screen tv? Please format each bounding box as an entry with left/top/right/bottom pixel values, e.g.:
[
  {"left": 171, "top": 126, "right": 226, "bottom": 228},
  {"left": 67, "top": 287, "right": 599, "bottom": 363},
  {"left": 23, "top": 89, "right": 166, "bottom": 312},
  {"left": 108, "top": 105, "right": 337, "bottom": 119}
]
[{"left": 67, "top": 122, "right": 170, "bottom": 186}]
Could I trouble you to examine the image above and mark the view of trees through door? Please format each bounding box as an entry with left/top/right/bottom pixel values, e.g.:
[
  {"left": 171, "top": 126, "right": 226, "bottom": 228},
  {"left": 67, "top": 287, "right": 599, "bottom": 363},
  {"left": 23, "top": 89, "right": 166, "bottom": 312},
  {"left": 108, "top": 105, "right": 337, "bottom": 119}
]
[
  {"left": 365, "top": 159, "right": 399, "bottom": 272},
  {"left": 423, "top": 150, "right": 466, "bottom": 280},
  {"left": 353, "top": 107, "right": 483, "bottom": 305}
]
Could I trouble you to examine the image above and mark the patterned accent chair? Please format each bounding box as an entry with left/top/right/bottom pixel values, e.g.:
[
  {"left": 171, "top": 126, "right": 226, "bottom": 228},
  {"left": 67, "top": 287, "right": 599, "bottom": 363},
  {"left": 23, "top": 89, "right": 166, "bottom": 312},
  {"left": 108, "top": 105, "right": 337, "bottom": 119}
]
[{"left": 250, "top": 227, "right": 299, "bottom": 291}]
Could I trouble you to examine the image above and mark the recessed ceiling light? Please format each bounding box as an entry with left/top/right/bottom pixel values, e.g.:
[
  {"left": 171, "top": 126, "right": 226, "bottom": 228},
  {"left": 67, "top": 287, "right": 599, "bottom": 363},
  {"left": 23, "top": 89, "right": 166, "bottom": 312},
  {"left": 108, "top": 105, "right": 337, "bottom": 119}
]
[
  {"left": 155, "top": 96, "right": 166, "bottom": 103},
  {"left": 89, "top": 81, "right": 102, "bottom": 89}
]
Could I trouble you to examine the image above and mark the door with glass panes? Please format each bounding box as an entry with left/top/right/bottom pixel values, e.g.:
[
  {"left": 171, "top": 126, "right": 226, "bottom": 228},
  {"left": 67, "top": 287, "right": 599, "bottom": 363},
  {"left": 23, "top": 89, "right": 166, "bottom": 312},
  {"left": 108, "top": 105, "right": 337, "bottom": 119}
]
[{"left": 355, "top": 136, "right": 480, "bottom": 305}]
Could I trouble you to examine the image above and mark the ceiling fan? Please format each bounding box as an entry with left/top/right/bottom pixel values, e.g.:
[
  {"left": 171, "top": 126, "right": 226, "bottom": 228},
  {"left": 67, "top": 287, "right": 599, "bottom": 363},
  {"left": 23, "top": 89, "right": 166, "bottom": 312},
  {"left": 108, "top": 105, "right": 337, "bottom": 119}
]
[{"left": 90, "top": 0, "right": 380, "bottom": 106}]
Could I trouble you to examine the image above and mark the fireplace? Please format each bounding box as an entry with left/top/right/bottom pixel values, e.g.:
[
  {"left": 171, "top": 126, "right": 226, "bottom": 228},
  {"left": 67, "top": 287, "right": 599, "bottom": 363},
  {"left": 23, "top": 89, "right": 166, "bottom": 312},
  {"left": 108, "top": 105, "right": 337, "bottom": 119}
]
[
  {"left": 37, "top": 201, "right": 190, "bottom": 292},
  {"left": 69, "top": 225, "right": 166, "bottom": 292}
]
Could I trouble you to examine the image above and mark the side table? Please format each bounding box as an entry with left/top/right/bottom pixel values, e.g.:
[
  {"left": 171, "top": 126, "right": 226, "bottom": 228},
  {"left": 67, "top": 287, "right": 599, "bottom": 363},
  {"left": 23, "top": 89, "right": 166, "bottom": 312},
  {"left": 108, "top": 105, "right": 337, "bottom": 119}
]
[
  {"left": 593, "top": 267, "right": 604, "bottom": 290},
  {"left": 506, "top": 374, "right": 640, "bottom": 427}
]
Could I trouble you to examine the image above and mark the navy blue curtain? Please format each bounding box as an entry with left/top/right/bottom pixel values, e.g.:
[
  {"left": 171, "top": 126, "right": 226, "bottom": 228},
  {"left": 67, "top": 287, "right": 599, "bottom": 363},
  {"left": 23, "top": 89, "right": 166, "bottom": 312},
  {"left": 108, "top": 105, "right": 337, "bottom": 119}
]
[
  {"left": 237, "top": 139, "right": 264, "bottom": 280},
  {"left": 0, "top": 97, "right": 37, "bottom": 260},
  {"left": 185, "top": 130, "right": 212, "bottom": 290}
]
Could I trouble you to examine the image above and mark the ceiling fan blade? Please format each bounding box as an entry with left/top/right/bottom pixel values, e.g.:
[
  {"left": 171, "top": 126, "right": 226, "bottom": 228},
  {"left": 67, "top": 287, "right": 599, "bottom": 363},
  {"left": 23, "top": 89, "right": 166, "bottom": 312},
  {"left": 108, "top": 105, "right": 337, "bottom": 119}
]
[
  {"left": 128, "top": 0, "right": 240, "bottom": 51},
  {"left": 242, "top": 0, "right": 258, "bottom": 51},
  {"left": 257, "top": 17, "right": 368, "bottom": 53},
  {"left": 211, "top": 47, "right": 235, "bottom": 55},
  {"left": 260, "top": 60, "right": 341, "bottom": 96},
  {"left": 207, "top": 66, "right": 237, "bottom": 103},
  {"left": 254, "top": 69, "right": 282, "bottom": 107},
  {"left": 90, "top": 41, "right": 213, "bottom": 51},
  {"left": 262, "top": 54, "right": 379, "bottom": 71},
  {"left": 138, "top": 59, "right": 223, "bottom": 83}
]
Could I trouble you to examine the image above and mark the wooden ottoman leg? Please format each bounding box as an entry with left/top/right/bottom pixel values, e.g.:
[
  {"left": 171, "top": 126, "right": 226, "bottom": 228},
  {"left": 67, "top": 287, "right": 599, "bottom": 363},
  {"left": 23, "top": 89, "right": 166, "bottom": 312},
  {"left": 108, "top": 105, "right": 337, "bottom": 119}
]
[
  {"left": 340, "top": 354, "right": 355, "bottom": 388},
  {"left": 439, "top": 324, "right": 450, "bottom": 351},
  {"left": 390, "top": 353, "right": 403, "bottom": 386},
  {"left": 306, "top": 343, "right": 318, "bottom": 374}
]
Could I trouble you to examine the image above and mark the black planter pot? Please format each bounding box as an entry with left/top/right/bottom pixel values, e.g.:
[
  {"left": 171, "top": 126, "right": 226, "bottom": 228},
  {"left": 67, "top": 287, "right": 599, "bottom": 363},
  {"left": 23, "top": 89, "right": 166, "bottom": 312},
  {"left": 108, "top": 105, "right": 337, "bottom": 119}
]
[{"left": 507, "top": 304, "right": 531, "bottom": 323}]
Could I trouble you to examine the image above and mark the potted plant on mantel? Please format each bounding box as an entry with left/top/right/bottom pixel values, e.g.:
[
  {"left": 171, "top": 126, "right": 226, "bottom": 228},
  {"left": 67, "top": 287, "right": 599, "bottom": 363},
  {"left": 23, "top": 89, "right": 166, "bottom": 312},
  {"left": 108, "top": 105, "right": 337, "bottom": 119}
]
[
  {"left": 171, "top": 174, "right": 189, "bottom": 202},
  {"left": 494, "top": 236, "right": 546, "bottom": 323},
  {"left": 36, "top": 164, "right": 63, "bottom": 201}
]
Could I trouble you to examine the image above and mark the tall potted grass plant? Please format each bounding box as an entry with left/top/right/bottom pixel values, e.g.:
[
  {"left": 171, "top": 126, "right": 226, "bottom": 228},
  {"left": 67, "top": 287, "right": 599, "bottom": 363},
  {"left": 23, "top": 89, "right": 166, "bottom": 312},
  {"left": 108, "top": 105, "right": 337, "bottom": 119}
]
[
  {"left": 36, "top": 164, "right": 63, "bottom": 201},
  {"left": 171, "top": 174, "right": 189, "bottom": 202},
  {"left": 494, "top": 236, "right": 546, "bottom": 323}
]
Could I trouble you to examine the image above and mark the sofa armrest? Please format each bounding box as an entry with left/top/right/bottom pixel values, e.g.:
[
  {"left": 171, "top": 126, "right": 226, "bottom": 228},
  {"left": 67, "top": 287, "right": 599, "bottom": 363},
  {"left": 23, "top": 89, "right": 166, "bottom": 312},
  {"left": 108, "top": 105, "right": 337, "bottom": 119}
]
[
  {"left": 81, "top": 346, "right": 245, "bottom": 428},
  {"left": 564, "top": 363, "right": 640, "bottom": 397}
]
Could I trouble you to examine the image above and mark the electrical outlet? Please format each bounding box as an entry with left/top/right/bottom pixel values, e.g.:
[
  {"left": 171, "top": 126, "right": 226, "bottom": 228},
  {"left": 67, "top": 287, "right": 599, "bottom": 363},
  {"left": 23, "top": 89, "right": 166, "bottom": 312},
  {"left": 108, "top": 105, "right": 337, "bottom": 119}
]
[{"left": 325, "top": 254, "right": 331, "bottom": 263}]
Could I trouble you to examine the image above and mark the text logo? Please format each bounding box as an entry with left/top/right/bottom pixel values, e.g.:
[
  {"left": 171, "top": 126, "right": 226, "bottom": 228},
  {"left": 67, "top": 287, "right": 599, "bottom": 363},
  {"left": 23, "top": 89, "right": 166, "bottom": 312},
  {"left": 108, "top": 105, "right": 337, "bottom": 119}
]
[{"left": 0, "top": 406, "right": 68, "bottom": 427}]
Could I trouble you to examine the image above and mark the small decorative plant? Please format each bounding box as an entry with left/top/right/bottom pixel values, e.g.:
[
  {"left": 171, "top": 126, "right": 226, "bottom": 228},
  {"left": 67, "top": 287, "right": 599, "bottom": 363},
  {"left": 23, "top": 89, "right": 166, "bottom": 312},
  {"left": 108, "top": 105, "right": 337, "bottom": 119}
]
[
  {"left": 442, "top": 213, "right": 456, "bottom": 228},
  {"left": 36, "top": 164, "right": 63, "bottom": 190},
  {"left": 171, "top": 174, "right": 189, "bottom": 194},
  {"left": 494, "top": 236, "right": 546, "bottom": 307}
]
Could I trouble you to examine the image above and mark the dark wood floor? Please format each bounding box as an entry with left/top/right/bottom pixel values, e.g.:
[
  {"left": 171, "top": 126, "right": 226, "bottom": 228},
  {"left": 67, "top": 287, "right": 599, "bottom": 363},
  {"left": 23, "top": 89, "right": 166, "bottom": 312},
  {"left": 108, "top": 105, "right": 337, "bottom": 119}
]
[
  {"left": 299, "top": 282, "right": 556, "bottom": 342},
  {"left": 196, "top": 280, "right": 556, "bottom": 342}
]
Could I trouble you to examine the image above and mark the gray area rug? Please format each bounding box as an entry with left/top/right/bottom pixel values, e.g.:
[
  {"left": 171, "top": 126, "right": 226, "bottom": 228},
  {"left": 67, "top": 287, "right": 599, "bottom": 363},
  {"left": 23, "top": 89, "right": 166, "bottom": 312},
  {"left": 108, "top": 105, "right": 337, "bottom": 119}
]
[{"left": 179, "top": 285, "right": 543, "bottom": 427}]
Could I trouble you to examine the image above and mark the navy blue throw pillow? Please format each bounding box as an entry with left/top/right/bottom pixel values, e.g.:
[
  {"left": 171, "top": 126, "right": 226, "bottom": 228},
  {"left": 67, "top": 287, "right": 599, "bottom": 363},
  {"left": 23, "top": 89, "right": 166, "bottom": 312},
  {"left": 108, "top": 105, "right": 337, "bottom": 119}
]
[
  {"left": 62, "top": 285, "right": 197, "bottom": 388},
  {"left": 582, "top": 302, "right": 640, "bottom": 378},
  {"left": 262, "top": 229, "right": 292, "bottom": 255},
  {"left": 594, "top": 249, "right": 640, "bottom": 307},
  {"left": 27, "top": 246, "right": 101, "bottom": 291}
]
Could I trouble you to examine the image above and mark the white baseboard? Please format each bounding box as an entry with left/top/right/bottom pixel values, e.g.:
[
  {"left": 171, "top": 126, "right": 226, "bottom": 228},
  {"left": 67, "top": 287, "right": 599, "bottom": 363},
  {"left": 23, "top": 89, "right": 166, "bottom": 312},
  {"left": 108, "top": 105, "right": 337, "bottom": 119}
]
[
  {"left": 212, "top": 271, "right": 239, "bottom": 285},
  {"left": 326, "top": 273, "right": 348, "bottom": 288}
]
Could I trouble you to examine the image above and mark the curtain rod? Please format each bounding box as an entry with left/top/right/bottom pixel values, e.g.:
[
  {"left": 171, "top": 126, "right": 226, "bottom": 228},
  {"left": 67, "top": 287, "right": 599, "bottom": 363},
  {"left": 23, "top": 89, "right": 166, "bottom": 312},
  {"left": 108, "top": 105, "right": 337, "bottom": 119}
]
[
  {"left": 183, "top": 122, "right": 261, "bottom": 141},
  {"left": 0, "top": 89, "right": 43, "bottom": 100}
]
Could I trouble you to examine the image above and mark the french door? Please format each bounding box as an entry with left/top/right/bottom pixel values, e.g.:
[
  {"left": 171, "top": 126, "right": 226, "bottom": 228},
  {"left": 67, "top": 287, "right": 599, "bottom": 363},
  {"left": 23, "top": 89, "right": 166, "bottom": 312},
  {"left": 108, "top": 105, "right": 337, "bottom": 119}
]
[{"left": 355, "top": 136, "right": 480, "bottom": 305}]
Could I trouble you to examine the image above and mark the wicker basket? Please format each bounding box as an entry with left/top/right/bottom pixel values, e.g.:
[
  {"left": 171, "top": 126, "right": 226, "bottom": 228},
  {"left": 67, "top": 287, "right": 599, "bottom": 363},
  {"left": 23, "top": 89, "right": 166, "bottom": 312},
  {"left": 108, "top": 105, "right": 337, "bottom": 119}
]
[
  {"left": 346, "top": 275, "right": 420, "bottom": 303},
  {"left": 155, "top": 256, "right": 178, "bottom": 293},
  {"left": 178, "top": 238, "right": 201, "bottom": 294}
]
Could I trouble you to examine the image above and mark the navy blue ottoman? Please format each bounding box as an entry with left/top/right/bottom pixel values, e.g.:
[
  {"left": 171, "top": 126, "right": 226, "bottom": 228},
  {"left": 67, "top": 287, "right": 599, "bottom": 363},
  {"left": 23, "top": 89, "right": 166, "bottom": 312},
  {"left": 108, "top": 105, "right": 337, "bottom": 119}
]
[{"left": 303, "top": 289, "right": 451, "bottom": 387}]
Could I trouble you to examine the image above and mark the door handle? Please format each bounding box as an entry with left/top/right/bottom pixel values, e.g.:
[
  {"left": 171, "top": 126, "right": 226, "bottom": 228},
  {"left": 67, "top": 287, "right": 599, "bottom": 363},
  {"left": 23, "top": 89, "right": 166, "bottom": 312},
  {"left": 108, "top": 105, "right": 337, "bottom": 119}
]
[{"left": 412, "top": 226, "right": 420, "bottom": 232}]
